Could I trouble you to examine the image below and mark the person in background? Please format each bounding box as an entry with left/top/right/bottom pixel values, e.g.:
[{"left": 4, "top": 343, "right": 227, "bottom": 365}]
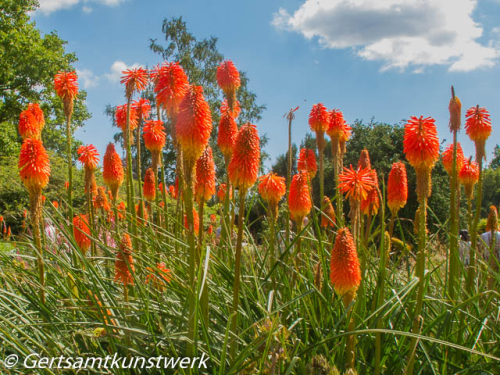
[
  {"left": 479, "top": 226, "right": 500, "bottom": 263},
  {"left": 459, "top": 229, "right": 471, "bottom": 266}
]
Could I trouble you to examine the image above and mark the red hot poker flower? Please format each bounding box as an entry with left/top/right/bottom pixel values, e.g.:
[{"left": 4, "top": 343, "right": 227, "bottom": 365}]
[
  {"left": 459, "top": 158, "right": 479, "bottom": 200},
  {"left": 176, "top": 85, "right": 213, "bottom": 167},
  {"left": 258, "top": 172, "right": 286, "bottom": 218},
  {"left": 116, "top": 104, "right": 138, "bottom": 132},
  {"left": 120, "top": 67, "right": 149, "bottom": 98},
  {"left": 195, "top": 147, "right": 216, "bottom": 203},
  {"left": 321, "top": 196, "right": 336, "bottom": 228},
  {"left": 442, "top": 143, "right": 465, "bottom": 176},
  {"left": 228, "top": 123, "right": 261, "bottom": 192},
  {"left": 217, "top": 184, "right": 232, "bottom": 201},
  {"left": 358, "top": 149, "right": 371, "bottom": 170},
  {"left": 73, "top": 214, "right": 91, "bottom": 253},
  {"left": 102, "top": 143, "right": 124, "bottom": 201},
  {"left": 18, "top": 138, "right": 50, "bottom": 194},
  {"left": 338, "top": 165, "right": 374, "bottom": 202},
  {"left": 465, "top": 106, "right": 492, "bottom": 161},
  {"left": 155, "top": 62, "right": 189, "bottom": 117},
  {"left": 361, "top": 169, "right": 380, "bottom": 216},
  {"left": 184, "top": 208, "right": 200, "bottom": 235},
  {"left": 330, "top": 228, "right": 361, "bottom": 297},
  {"left": 115, "top": 233, "right": 135, "bottom": 286},
  {"left": 218, "top": 103, "right": 239, "bottom": 158},
  {"left": 216, "top": 60, "right": 240, "bottom": 111},
  {"left": 288, "top": 171, "right": 312, "bottom": 223},
  {"left": 297, "top": 148, "right": 318, "bottom": 179},
  {"left": 77, "top": 144, "right": 100, "bottom": 171},
  {"left": 19, "top": 103, "right": 45, "bottom": 140},
  {"left": 309, "top": 103, "right": 329, "bottom": 133},
  {"left": 143, "top": 168, "right": 156, "bottom": 201},
  {"left": 54, "top": 71, "right": 78, "bottom": 116},
  {"left": 132, "top": 98, "right": 151, "bottom": 120},
  {"left": 404, "top": 116, "right": 440, "bottom": 171},
  {"left": 387, "top": 162, "right": 408, "bottom": 214}
]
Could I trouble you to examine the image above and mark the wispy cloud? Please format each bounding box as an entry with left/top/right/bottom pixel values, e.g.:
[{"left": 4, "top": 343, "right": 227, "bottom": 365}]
[
  {"left": 272, "top": 0, "right": 500, "bottom": 72},
  {"left": 76, "top": 68, "right": 99, "bottom": 89},
  {"left": 37, "top": 0, "right": 125, "bottom": 15},
  {"left": 104, "top": 61, "right": 144, "bottom": 83}
]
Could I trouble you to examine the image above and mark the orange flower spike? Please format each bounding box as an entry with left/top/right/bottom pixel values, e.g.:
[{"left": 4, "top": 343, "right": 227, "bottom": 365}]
[
  {"left": 184, "top": 208, "right": 200, "bottom": 235},
  {"left": 218, "top": 104, "right": 239, "bottom": 158},
  {"left": 459, "top": 158, "right": 480, "bottom": 199},
  {"left": 102, "top": 143, "right": 124, "bottom": 201},
  {"left": 210, "top": 214, "right": 217, "bottom": 224},
  {"left": 449, "top": 87, "right": 462, "bottom": 132},
  {"left": 94, "top": 186, "right": 111, "bottom": 211},
  {"left": 465, "top": 106, "right": 492, "bottom": 161},
  {"left": 228, "top": 123, "right": 261, "bottom": 192},
  {"left": 77, "top": 144, "right": 100, "bottom": 171},
  {"left": 309, "top": 103, "right": 329, "bottom": 133},
  {"left": 217, "top": 184, "right": 232, "bottom": 201},
  {"left": 195, "top": 147, "right": 216, "bottom": 203},
  {"left": 327, "top": 109, "right": 350, "bottom": 140},
  {"left": 338, "top": 165, "right": 374, "bottom": 202},
  {"left": 288, "top": 171, "right": 312, "bottom": 222},
  {"left": 73, "top": 214, "right": 91, "bottom": 253},
  {"left": 145, "top": 262, "right": 171, "bottom": 288},
  {"left": 297, "top": 148, "right": 318, "bottom": 179},
  {"left": 208, "top": 225, "right": 213, "bottom": 235},
  {"left": 143, "top": 168, "right": 156, "bottom": 201},
  {"left": 18, "top": 139, "right": 51, "bottom": 193},
  {"left": 114, "top": 233, "right": 135, "bottom": 286},
  {"left": 155, "top": 62, "right": 189, "bottom": 117},
  {"left": 143, "top": 120, "right": 166, "bottom": 151},
  {"left": 358, "top": 149, "right": 371, "bottom": 170},
  {"left": 321, "top": 196, "right": 336, "bottom": 228},
  {"left": 361, "top": 170, "right": 380, "bottom": 216},
  {"left": 330, "top": 227, "right": 361, "bottom": 297},
  {"left": 387, "top": 162, "right": 408, "bottom": 213},
  {"left": 54, "top": 71, "right": 78, "bottom": 116},
  {"left": 486, "top": 205, "right": 499, "bottom": 232},
  {"left": 404, "top": 116, "right": 440, "bottom": 200},
  {"left": 168, "top": 185, "right": 176, "bottom": 199},
  {"left": 216, "top": 60, "right": 240, "bottom": 110},
  {"left": 120, "top": 67, "right": 149, "bottom": 98},
  {"left": 132, "top": 98, "right": 151, "bottom": 121},
  {"left": 116, "top": 104, "right": 138, "bottom": 132},
  {"left": 442, "top": 143, "right": 465, "bottom": 175},
  {"left": 404, "top": 116, "right": 440, "bottom": 170},
  {"left": 19, "top": 103, "right": 45, "bottom": 140},
  {"left": 258, "top": 172, "right": 286, "bottom": 218},
  {"left": 176, "top": 85, "right": 213, "bottom": 166},
  {"left": 220, "top": 99, "right": 241, "bottom": 119},
  {"left": 52, "top": 201, "right": 59, "bottom": 209}
]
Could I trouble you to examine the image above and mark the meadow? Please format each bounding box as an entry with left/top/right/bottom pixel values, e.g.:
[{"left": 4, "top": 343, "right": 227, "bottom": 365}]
[{"left": 0, "top": 61, "right": 499, "bottom": 375}]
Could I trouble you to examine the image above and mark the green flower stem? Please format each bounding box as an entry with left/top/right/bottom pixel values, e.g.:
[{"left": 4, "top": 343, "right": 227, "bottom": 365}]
[
  {"left": 406, "top": 196, "right": 427, "bottom": 375},
  {"left": 447, "top": 130, "right": 460, "bottom": 302},
  {"left": 467, "top": 160, "right": 483, "bottom": 294},
  {"left": 125, "top": 99, "right": 138, "bottom": 246},
  {"left": 66, "top": 114, "right": 73, "bottom": 223},
  {"left": 230, "top": 189, "right": 247, "bottom": 360}
]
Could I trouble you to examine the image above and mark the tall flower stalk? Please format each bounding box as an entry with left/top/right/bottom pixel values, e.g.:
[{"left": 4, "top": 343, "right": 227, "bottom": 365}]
[
  {"left": 459, "top": 158, "right": 479, "bottom": 234},
  {"left": 403, "top": 116, "right": 440, "bottom": 375},
  {"left": 446, "top": 87, "right": 463, "bottom": 303},
  {"left": 103, "top": 143, "right": 124, "bottom": 234},
  {"left": 18, "top": 138, "right": 50, "bottom": 303},
  {"left": 258, "top": 172, "right": 286, "bottom": 286},
  {"left": 309, "top": 103, "right": 329, "bottom": 200},
  {"left": 227, "top": 123, "right": 260, "bottom": 359},
  {"left": 54, "top": 71, "right": 78, "bottom": 222},
  {"left": 195, "top": 146, "right": 216, "bottom": 323},
  {"left": 465, "top": 105, "right": 492, "bottom": 294},
  {"left": 327, "top": 109, "right": 351, "bottom": 224},
  {"left": 330, "top": 228, "right": 361, "bottom": 370},
  {"left": 284, "top": 107, "right": 299, "bottom": 246},
  {"left": 133, "top": 99, "right": 151, "bottom": 223},
  {"left": 120, "top": 68, "right": 149, "bottom": 240},
  {"left": 289, "top": 171, "right": 312, "bottom": 259},
  {"left": 176, "top": 85, "right": 212, "bottom": 356}
]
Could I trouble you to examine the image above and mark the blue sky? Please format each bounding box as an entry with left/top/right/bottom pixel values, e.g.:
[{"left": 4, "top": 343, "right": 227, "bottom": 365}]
[{"left": 33, "top": 0, "right": 500, "bottom": 167}]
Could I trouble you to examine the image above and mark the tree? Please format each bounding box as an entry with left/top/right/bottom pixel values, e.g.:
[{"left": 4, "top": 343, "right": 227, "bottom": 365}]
[
  {"left": 0, "top": 0, "right": 91, "bottom": 158},
  {"left": 489, "top": 144, "right": 500, "bottom": 170}
]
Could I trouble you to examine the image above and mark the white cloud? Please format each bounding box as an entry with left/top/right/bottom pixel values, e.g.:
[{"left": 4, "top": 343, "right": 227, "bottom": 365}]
[
  {"left": 104, "top": 61, "right": 144, "bottom": 83},
  {"left": 37, "top": 0, "right": 79, "bottom": 14},
  {"left": 37, "top": 0, "right": 125, "bottom": 15},
  {"left": 76, "top": 68, "right": 99, "bottom": 89},
  {"left": 272, "top": 0, "right": 500, "bottom": 72}
]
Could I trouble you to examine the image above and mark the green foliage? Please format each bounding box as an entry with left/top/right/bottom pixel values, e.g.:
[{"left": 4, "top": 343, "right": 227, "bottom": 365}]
[
  {"left": 0, "top": 0, "right": 91, "bottom": 158},
  {"left": 489, "top": 144, "right": 500, "bottom": 170},
  {"left": 0, "top": 153, "right": 87, "bottom": 234}
]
